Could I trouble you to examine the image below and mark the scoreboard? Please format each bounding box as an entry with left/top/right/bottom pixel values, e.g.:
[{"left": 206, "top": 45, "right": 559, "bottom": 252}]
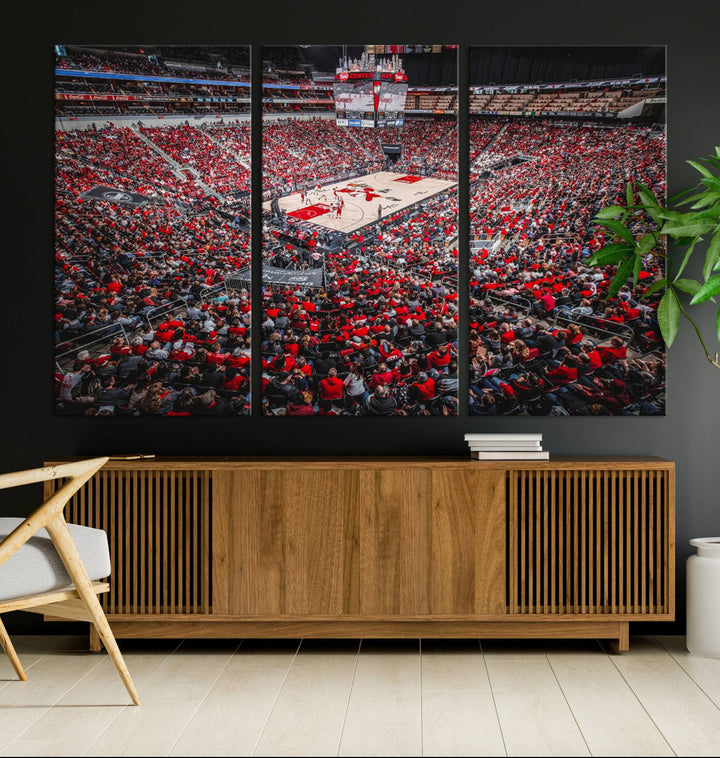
[{"left": 334, "top": 70, "right": 408, "bottom": 128}]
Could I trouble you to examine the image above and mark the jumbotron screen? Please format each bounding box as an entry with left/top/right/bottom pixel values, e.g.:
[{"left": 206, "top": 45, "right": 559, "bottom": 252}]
[
  {"left": 376, "top": 81, "right": 407, "bottom": 127},
  {"left": 334, "top": 72, "right": 407, "bottom": 127},
  {"left": 334, "top": 78, "right": 375, "bottom": 127}
]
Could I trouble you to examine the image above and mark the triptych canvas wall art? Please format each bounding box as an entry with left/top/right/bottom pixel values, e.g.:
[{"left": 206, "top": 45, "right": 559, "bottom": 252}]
[{"left": 54, "top": 44, "right": 666, "bottom": 416}]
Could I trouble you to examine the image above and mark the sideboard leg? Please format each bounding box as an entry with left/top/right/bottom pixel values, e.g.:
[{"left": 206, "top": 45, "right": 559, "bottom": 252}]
[{"left": 607, "top": 622, "right": 630, "bottom": 654}]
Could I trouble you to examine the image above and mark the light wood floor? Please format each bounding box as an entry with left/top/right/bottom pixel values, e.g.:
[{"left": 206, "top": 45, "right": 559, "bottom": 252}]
[{"left": 1, "top": 634, "right": 719, "bottom": 756}]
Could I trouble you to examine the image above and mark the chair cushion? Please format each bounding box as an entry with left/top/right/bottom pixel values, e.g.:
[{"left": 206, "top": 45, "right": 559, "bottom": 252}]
[{"left": 0, "top": 518, "right": 111, "bottom": 602}]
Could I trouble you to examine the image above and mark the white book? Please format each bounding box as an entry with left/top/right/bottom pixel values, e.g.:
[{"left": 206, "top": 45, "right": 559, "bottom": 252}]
[
  {"left": 469, "top": 444, "right": 543, "bottom": 451},
  {"left": 468, "top": 440, "right": 542, "bottom": 447},
  {"left": 464, "top": 433, "right": 542, "bottom": 441},
  {"left": 471, "top": 451, "right": 550, "bottom": 460}
]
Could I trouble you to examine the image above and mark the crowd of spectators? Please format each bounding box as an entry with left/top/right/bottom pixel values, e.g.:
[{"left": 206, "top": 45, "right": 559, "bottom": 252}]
[
  {"left": 466, "top": 119, "right": 666, "bottom": 414},
  {"left": 261, "top": 184, "right": 460, "bottom": 416},
  {"left": 56, "top": 49, "right": 164, "bottom": 76},
  {"left": 263, "top": 118, "right": 381, "bottom": 194},
  {"left": 55, "top": 126, "right": 252, "bottom": 416},
  {"left": 140, "top": 124, "right": 250, "bottom": 196},
  {"left": 54, "top": 111, "right": 666, "bottom": 416},
  {"left": 260, "top": 117, "right": 666, "bottom": 416}
]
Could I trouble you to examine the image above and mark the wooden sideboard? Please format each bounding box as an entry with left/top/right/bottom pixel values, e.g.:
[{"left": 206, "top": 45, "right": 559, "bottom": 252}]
[{"left": 43, "top": 457, "right": 675, "bottom": 651}]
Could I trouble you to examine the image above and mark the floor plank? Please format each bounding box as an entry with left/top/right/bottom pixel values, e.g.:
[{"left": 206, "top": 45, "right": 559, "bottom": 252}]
[
  {"left": 546, "top": 644, "right": 673, "bottom": 756},
  {"left": 658, "top": 635, "right": 720, "bottom": 709},
  {"left": 254, "top": 640, "right": 360, "bottom": 757},
  {"left": 59, "top": 641, "right": 179, "bottom": 706},
  {"left": 421, "top": 639, "right": 490, "bottom": 692},
  {"left": 421, "top": 639, "right": 505, "bottom": 757},
  {"left": 0, "top": 651, "right": 43, "bottom": 686},
  {"left": 169, "top": 668, "right": 289, "bottom": 757},
  {"left": 83, "top": 701, "right": 203, "bottom": 757},
  {"left": 0, "top": 650, "right": 104, "bottom": 707},
  {"left": 136, "top": 639, "right": 239, "bottom": 703},
  {"left": 226, "top": 639, "right": 301, "bottom": 670},
  {"left": 485, "top": 654, "right": 590, "bottom": 756},
  {"left": 1, "top": 706, "right": 124, "bottom": 758},
  {"left": 0, "top": 643, "right": 180, "bottom": 756},
  {"left": 0, "top": 650, "right": 106, "bottom": 753},
  {"left": 422, "top": 689, "right": 506, "bottom": 757},
  {"left": 84, "top": 640, "right": 240, "bottom": 757},
  {"left": 607, "top": 636, "right": 720, "bottom": 756},
  {"left": 339, "top": 640, "right": 422, "bottom": 757}
]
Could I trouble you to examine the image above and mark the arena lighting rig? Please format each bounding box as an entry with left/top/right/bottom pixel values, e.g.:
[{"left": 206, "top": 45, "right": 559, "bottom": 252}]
[{"left": 333, "top": 50, "right": 408, "bottom": 128}]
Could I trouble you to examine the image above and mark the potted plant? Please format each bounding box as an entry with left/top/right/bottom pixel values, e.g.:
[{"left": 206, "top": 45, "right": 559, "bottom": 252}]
[
  {"left": 587, "top": 147, "right": 720, "bottom": 658},
  {"left": 585, "top": 146, "right": 720, "bottom": 372}
]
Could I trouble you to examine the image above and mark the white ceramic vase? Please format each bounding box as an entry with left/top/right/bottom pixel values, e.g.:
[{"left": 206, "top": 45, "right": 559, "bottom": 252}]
[{"left": 686, "top": 537, "right": 720, "bottom": 658}]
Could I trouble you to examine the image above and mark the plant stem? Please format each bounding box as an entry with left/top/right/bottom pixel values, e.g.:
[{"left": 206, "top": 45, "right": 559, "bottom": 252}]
[{"left": 675, "top": 295, "right": 720, "bottom": 373}]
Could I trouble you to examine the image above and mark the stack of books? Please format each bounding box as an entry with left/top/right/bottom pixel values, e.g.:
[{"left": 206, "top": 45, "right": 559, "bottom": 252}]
[{"left": 464, "top": 433, "right": 549, "bottom": 460}]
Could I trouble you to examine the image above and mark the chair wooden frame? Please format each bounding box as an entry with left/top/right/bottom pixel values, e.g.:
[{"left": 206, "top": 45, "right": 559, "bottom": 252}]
[{"left": 0, "top": 457, "right": 141, "bottom": 705}]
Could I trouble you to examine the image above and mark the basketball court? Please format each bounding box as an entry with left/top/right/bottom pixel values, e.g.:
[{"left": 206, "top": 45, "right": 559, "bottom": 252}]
[{"left": 264, "top": 171, "right": 456, "bottom": 235}]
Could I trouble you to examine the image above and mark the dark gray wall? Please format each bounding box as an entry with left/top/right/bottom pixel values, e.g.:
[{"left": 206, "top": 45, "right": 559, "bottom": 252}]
[{"left": 5, "top": 0, "right": 719, "bottom": 635}]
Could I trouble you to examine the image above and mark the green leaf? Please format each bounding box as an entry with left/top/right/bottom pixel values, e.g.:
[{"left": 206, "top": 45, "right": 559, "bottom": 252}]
[
  {"left": 626, "top": 181, "right": 634, "bottom": 207},
  {"left": 702, "top": 156, "right": 720, "bottom": 169},
  {"left": 677, "top": 190, "right": 713, "bottom": 207},
  {"left": 692, "top": 207, "right": 720, "bottom": 221},
  {"left": 660, "top": 220, "right": 716, "bottom": 239},
  {"left": 673, "top": 278, "right": 701, "bottom": 296},
  {"left": 633, "top": 254, "right": 642, "bottom": 288},
  {"left": 670, "top": 186, "right": 698, "bottom": 204},
  {"left": 690, "top": 274, "right": 720, "bottom": 305},
  {"left": 659, "top": 209, "right": 685, "bottom": 223},
  {"left": 606, "top": 255, "right": 635, "bottom": 300},
  {"left": 595, "top": 205, "right": 626, "bottom": 220},
  {"left": 701, "top": 177, "right": 720, "bottom": 190},
  {"left": 594, "top": 219, "right": 636, "bottom": 245},
  {"left": 690, "top": 192, "right": 720, "bottom": 210},
  {"left": 688, "top": 160, "right": 714, "bottom": 178},
  {"left": 715, "top": 146, "right": 720, "bottom": 159},
  {"left": 704, "top": 228, "right": 720, "bottom": 281},
  {"left": 640, "top": 278, "right": 668, "bottom": 299},
  {"left": 636, "top": 232, "right": 657, "bottom": 256},
  {"left": 657, "top": 288, "right": 680, "bottom": 347},
  {"left": 585, "top": 244, "right": 633, "bottom": 267},
  {"left": 674, "top": 238, "right": 699, "bottom": 280},
  {"left": 637, "top": 187, "right": 663, "bottom": 222},
  {"left": 637, "top": 182, "right": 661, "bottom": 208}
]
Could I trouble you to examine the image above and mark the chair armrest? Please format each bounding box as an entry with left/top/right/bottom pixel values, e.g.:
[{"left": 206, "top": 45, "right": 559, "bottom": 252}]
[
  {"left": 0, "top": 457, "right": 108, "bottom": 491},
  {"left": 0, "top": 457, "right": 108, "bottom": 569}
]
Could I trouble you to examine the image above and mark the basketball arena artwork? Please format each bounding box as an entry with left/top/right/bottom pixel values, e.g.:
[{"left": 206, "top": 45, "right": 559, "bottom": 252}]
[
  {"left": 467, "top": 46, "right": 666, "bottom": 416},
  {"left": 260, "top": 45, "right": 459, "bottom": 417},
  {"left": 53, "top": 44, "right": 666, "bottom": 417},
  {"left": 55, "top": 45, "right": 253, "bottom": 416}
]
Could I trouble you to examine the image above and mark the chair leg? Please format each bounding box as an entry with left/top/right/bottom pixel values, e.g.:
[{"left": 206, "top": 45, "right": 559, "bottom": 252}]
[
  {"left": 0, "top": 616, "right": 27, "bottom": 681},
  {"left": 45, "top": 516, "right": 142, "bottom": 705}
]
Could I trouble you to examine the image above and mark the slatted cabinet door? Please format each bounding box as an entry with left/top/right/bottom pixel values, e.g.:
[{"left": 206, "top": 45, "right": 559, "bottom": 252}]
[
  {"left": 48, "top": 467, "right": 212, "bottom": 616},
  {"left": 507, "top": 467, "right": 673, "bottom": 618}
]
